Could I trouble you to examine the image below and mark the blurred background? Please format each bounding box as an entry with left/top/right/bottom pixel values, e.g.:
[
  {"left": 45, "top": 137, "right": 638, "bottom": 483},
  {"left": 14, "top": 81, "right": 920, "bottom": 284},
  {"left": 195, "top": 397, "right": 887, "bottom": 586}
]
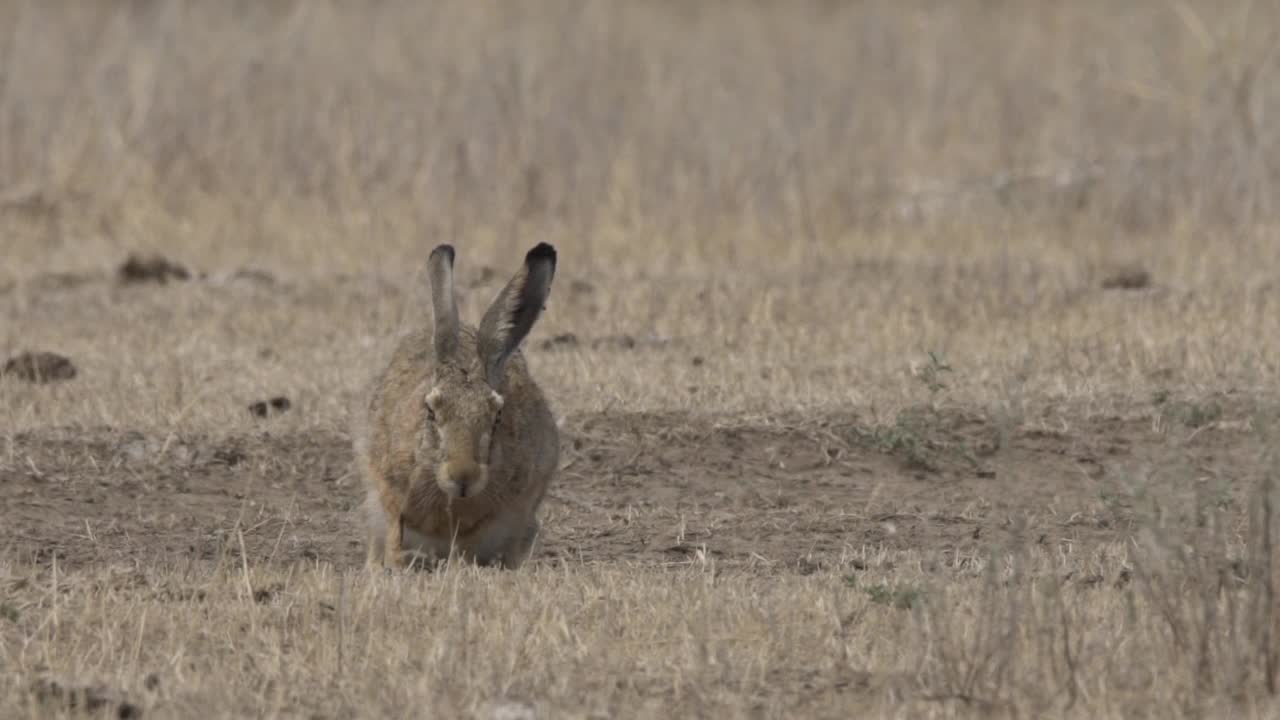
[
  {"left": 2, "top": 0, "right": 1277, "bottom": 273},
  {"left": 2, "top": 1, "right": 1278, "bottom": 431}
]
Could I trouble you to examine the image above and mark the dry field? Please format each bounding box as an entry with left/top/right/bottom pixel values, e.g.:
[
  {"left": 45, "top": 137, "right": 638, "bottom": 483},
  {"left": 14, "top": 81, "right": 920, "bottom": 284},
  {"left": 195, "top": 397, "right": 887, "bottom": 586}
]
[{"left": 3, "top": 1, "right": 1280, "bottom": 717}]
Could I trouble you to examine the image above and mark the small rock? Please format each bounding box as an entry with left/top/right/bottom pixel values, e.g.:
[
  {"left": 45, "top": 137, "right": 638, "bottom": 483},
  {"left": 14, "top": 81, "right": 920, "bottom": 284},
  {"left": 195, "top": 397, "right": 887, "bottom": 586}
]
[
  {"left": 3, "top": 351, "right": 77, "bottom": 383},
  {"left": 229, "top": 268, "right": 275, "bottom": 286},
  {"left": 118, "top": 254, "right": 190, "bottom": 285},
  {"left": 592, "top": 334, "right": 637, "bottom": 350},
  {"left": 538, "top": 333, "right": 579, "bottom": 350},
  {"left": 212, "top": 445, "right": 246, "bottom": 466},
  {"left": 1101, "top": 265, "right": 1151, "bottom": 290},
  {"left": 249, "top": 396, "right": 291, "bottom": 418}
]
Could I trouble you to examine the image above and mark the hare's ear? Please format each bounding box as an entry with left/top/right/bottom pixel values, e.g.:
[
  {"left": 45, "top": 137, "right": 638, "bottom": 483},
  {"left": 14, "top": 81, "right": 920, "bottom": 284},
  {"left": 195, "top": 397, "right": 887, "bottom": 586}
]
[
  {"left": 477, "top": 243, "right": 557, "bottom": 388},
  {"left": 428, "top": 244, "right": 460, "bottom": 360}
]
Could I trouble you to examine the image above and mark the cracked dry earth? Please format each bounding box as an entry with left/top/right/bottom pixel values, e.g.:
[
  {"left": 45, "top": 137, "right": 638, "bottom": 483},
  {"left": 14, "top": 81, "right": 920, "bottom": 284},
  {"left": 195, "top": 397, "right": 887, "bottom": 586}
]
[{"left": 1, "top": 404, "right": 1263, "bottom": 573}]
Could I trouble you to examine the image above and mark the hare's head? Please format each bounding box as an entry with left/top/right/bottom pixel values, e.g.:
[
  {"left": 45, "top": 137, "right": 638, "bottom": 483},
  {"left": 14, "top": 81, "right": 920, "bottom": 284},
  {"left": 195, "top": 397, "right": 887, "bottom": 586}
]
[{"left": 422, "top": 243, "right": 556, "bottom": 499}]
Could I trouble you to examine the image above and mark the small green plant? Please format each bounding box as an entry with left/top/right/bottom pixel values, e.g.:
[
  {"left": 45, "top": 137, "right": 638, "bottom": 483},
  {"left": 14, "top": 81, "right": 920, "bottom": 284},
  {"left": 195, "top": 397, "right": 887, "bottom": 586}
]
[
  {"left": 917, "top": 351, "right": 953, "bottom": 398},
  {"left": 1161, "top": 397, "right": 1223, "bottom": 429},
  {"left": 990, "top": 403, "right": 1019, "bottom": 454},
  {"left": 1098, "top": 490, "right": 1126, "bottom": 512},
  {"left": 1183, "top": 400, "right": 1222, "bottom": 429},
  {"left": 864, "top": 420, "right": 935, "bottom": 472},
  {"left": 0, "top": 602, "right": 18, "bottom": 622},
  {"left": 862, "top": 583, "right": 925, "bottom": 610}
]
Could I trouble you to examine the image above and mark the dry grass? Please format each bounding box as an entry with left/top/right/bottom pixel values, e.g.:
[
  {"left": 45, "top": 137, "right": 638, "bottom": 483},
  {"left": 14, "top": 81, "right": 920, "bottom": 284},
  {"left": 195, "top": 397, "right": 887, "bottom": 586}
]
[
  {"left": 2, "top": 1, "right": 1280, "bottom": 717},
  {"left": 3, "top": 517, "right": 1279, "bottom": 718}
]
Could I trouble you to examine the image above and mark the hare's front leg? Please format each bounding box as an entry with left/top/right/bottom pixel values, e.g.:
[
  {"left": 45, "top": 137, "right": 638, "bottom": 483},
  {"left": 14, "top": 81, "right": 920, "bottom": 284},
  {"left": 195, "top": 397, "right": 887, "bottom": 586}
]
[
  {"left": 382, "top": 511, "right": 405, "bottom": 570},
  {"left": 365, "top": 498, "right": 405, "bottom": 571},
  {"left": 375, "top": 486, "right": 407, "bottom": 571},
  {"left": 365, "top": 466, "right": 407, "bottom": 571},
  {"left": 498, "top": 520, "right": 540, "bottom": 570},
  {"left": 365, "top": 520, "right": 384, "bottom": 569}
]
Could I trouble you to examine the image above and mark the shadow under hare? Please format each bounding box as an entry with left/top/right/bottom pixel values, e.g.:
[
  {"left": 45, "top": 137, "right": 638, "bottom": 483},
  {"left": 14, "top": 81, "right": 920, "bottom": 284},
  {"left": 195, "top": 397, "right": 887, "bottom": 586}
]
[{"left": 356, "top": 243, "right": 560, "bottom": 570}]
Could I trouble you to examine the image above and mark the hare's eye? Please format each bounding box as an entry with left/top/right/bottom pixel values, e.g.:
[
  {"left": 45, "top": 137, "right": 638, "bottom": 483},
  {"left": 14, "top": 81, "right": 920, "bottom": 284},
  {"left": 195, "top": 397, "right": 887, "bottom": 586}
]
[{"left": 426, "top": 406, "right": 437, "bottom": 423}]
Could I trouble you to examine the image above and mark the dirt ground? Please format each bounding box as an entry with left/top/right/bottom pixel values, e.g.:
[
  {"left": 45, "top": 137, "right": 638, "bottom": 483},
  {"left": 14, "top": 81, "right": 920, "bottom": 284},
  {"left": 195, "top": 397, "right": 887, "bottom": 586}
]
[{"left": 3, "top": 400, "right": 1261, "bottom": 574}]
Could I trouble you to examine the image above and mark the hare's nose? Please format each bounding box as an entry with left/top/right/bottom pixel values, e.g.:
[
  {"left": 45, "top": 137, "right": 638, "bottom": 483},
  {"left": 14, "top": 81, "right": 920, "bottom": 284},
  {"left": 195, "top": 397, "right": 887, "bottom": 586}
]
[
  {"left": 452, "top": 462, "right": 480, "bottom": 488},
  {"left": 440, "top": 460, "right": 484, "bottom": 499}
]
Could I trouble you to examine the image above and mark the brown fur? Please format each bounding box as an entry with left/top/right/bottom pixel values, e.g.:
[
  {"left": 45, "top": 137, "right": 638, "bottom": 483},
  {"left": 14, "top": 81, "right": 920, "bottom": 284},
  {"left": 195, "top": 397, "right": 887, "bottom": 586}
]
[{"left": 356, "top": 244, "right": 559, "bottom": 570}]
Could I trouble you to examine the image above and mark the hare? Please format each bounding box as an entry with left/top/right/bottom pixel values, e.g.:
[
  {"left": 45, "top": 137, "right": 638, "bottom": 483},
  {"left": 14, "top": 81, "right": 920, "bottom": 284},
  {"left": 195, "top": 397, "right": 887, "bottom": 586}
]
[{"left": 356, "top": 243, "right": 560, "bottom": 570}]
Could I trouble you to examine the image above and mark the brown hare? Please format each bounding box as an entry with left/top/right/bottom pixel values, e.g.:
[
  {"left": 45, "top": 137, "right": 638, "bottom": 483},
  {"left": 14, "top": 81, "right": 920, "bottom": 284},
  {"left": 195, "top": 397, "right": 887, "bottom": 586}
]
[{"left": 356, "top": 243, "right": 559, "bottom": 570}]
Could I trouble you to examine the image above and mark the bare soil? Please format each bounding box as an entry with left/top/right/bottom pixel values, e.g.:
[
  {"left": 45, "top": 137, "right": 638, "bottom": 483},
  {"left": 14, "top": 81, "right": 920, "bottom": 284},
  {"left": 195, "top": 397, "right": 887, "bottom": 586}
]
[{"left": 3, "top": 402, "right": 1262, "bottom": 573}]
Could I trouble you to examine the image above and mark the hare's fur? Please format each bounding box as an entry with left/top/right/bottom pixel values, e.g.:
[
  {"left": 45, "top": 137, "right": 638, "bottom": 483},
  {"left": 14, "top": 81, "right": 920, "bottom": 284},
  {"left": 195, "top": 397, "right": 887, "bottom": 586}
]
[{"left": 355, "top": 244, "right": 559, "bottom": 570}]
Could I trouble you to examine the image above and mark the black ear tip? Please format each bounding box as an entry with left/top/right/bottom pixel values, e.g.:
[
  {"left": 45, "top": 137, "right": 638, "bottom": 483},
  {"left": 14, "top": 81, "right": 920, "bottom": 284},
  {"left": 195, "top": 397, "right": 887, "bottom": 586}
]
[
  {"left": 526, "top": 243, "right": 557, "bottom": 264},
  {"left": 431, "top": 244, "right": 456, "bottom": 264}
]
